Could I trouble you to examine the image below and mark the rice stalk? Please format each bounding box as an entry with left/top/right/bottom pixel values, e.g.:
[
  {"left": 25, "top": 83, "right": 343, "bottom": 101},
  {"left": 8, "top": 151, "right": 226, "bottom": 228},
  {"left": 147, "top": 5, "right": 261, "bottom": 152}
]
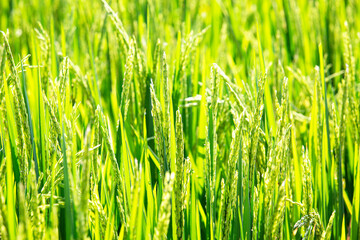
[{"left": 154, "top": 172, "right": 175, "bottom": 240}]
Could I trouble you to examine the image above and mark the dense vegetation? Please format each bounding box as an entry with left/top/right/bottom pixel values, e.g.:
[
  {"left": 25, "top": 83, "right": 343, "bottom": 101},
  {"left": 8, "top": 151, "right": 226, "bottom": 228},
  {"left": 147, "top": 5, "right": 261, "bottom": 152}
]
[{"left": 0, "top": 0, "right": 359, "bottom": 239}]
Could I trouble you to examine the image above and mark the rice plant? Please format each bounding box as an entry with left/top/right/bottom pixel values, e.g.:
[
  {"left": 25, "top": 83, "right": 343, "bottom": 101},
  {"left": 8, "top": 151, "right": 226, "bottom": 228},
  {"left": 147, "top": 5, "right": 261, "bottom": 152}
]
[{"left": 0, "top": 0, "right": 359, "bottom": 239}]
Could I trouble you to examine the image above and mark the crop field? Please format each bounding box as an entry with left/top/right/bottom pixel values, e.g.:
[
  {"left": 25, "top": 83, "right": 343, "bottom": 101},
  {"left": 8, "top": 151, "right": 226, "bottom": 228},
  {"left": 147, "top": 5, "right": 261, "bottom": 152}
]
[{"left": 0, "top": 0, "right": 359, "bottom": 239}]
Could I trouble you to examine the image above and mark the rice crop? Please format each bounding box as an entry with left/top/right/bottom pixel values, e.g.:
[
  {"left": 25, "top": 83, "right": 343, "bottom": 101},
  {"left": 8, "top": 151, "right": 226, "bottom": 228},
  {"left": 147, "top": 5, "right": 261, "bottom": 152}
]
[{"left": 0, "top": 0, "right": 359, "bottom": 239}]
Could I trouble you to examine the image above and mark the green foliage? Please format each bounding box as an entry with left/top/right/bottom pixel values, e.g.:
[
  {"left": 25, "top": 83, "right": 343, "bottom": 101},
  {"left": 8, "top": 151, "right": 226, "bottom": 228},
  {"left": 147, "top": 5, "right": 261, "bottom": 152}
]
[{"left": 0, "top": 0, "right": 359, "bottom": 239}]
